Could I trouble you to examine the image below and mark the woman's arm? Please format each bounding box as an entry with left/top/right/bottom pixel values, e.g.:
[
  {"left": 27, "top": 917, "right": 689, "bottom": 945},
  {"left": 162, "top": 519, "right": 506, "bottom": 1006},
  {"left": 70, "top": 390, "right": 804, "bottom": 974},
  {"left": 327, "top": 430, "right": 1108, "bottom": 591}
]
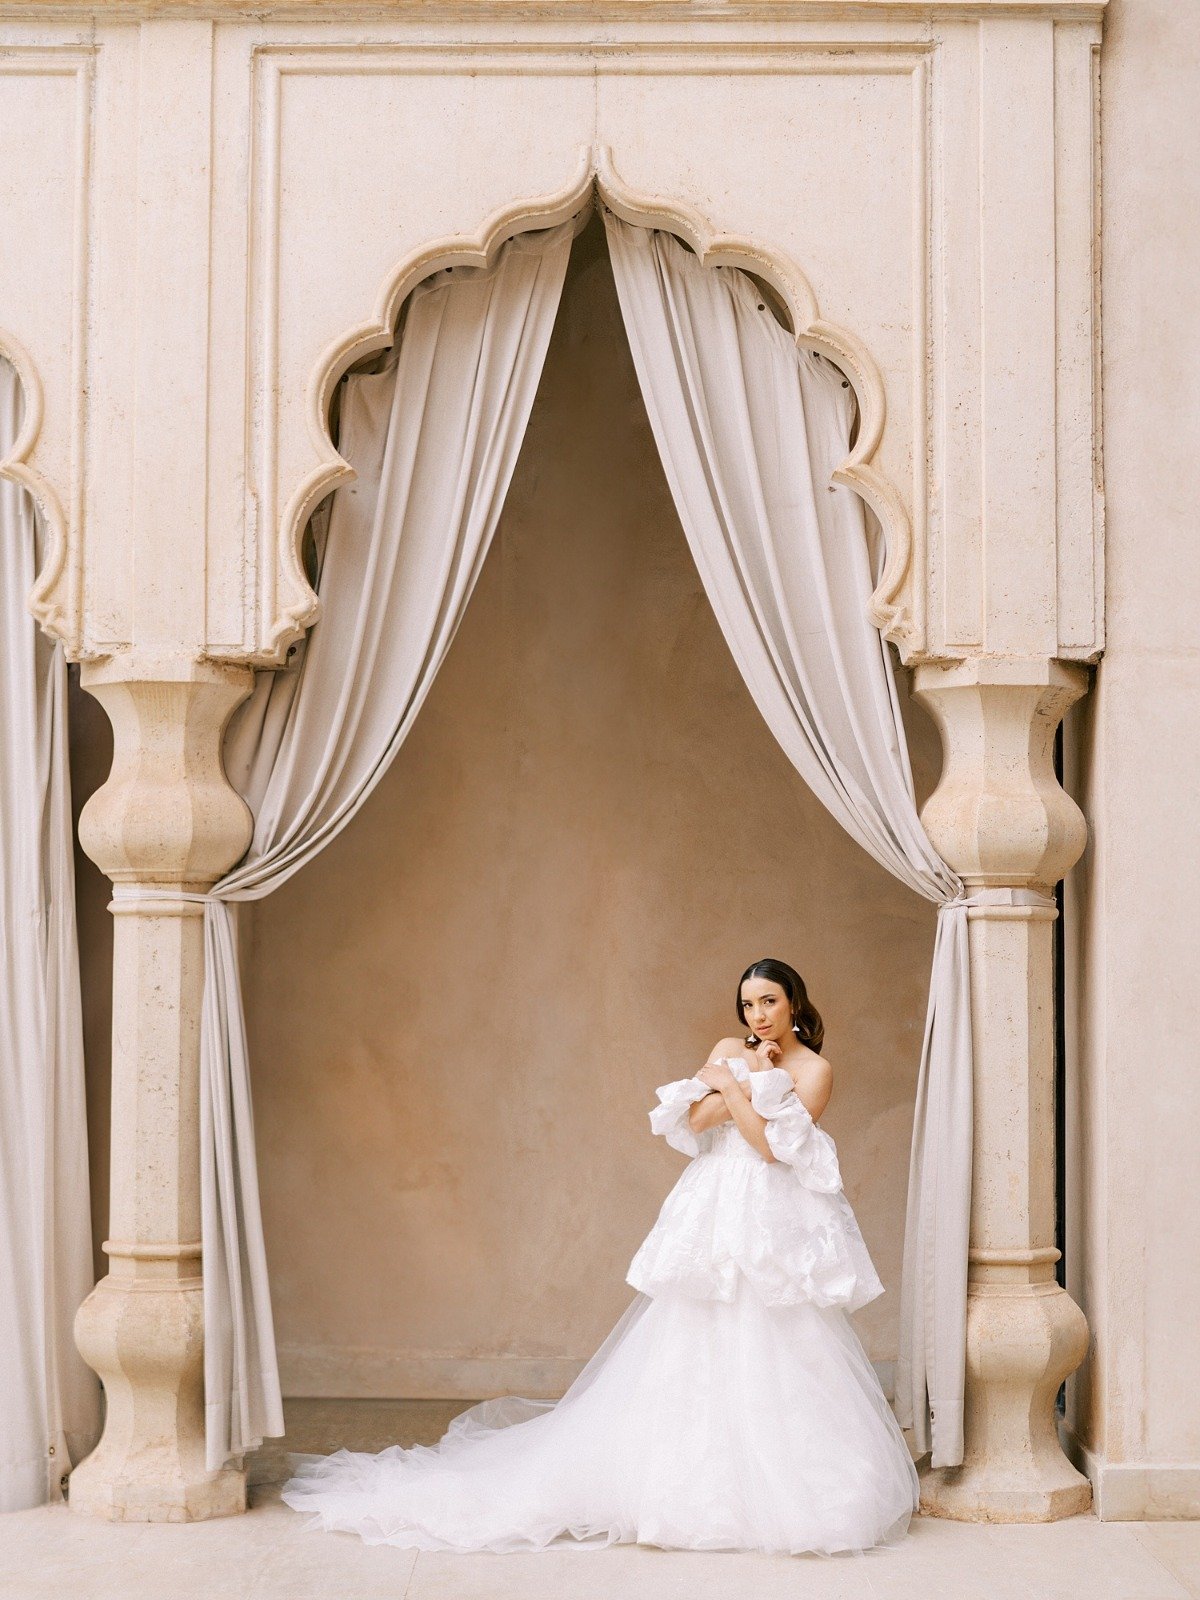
[
  {"left": 693, "top": 1059, "right": 774, "bottom": 1162},
  {"left": 788, "top": 1055, "right": 834, "bottom": 1123},
  {"left": 685, "top": 1040, "right": 753, "bottom": 1137},
  {"left": 687, "top": 1087, "right": 741, "bottom": 1136},
  {"left": 717, "top": 1071, "right": 773, "bottom": 1161}
]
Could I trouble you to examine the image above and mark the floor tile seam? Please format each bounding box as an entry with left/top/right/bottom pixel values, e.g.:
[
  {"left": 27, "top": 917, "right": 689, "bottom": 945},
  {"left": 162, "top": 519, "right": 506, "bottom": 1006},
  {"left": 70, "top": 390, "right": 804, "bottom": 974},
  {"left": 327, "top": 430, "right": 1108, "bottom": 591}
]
[
  {"left": 1126, "top": 1523, "right": 1200, "bottom": 1600},
  {"left": 977, "top": 1512, "right": 1198, "bottom": 1595},
  {"left": 399, "top": 1547, "right": 422, "bottom": 1600}
]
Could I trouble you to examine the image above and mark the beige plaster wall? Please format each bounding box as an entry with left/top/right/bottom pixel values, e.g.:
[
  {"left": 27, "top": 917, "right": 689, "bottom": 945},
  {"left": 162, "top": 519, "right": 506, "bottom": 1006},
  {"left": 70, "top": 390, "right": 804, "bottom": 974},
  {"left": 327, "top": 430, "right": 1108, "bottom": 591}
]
[
  {"left": 218, "top": 218, "right": 941, "bottom": 1399},
  {"left": 1063, "top": 0, "right": 1200, "bottom": 1513}
]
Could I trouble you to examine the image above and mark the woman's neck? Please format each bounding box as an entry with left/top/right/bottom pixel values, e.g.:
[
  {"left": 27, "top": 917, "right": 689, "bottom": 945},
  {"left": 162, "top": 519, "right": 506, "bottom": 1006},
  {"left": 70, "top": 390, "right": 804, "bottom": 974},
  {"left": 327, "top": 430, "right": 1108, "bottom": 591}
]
[{"left": 752, "top": 1033, "right": 808, "bottom": 1062}]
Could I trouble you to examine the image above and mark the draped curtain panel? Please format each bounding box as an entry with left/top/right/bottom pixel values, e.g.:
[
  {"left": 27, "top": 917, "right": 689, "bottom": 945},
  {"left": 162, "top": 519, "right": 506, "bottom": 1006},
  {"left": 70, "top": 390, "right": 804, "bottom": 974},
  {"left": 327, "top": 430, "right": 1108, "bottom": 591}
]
[
  {"left": 0, "top": 356, "right": 100, "bottom": 1511},
  {"left": 170, "top": 221, "right": 575, "bottom": 1473},
  {"left": 604, "top": 212, "right": 975, "bottom": 1468}
]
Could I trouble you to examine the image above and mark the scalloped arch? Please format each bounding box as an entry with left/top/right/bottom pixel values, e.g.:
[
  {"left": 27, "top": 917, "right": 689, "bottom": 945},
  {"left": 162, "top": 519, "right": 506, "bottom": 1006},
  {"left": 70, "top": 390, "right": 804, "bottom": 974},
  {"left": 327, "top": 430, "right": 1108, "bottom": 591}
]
[
  {"left": 0, "top": 331, "right": 72, "bottom": 648},
  {"left": 277, "top": 144, "right": 913, "bottom": 664}
]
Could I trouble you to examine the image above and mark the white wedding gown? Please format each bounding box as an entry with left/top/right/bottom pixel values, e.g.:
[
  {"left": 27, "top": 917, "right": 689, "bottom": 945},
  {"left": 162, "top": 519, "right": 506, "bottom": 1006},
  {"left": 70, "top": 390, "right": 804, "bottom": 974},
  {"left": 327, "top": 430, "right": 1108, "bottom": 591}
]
[{"left": 280, "top": 1056, "right": 920, "bottom": 1555}]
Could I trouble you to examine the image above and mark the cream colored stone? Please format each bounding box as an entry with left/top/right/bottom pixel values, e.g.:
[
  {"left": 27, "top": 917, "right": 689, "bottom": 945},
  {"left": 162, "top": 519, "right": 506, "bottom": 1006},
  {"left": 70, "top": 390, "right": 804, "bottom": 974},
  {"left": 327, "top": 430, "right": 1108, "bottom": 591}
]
[
  {"left": 913, "top": 659, "right": 1092, "bottom": 1520},
  {"left": 1057, "top": 0, "right": 1200, "bottom": 1523},
  {"left": 0, "top": 6, "right": 1103, "bottom": 673}
]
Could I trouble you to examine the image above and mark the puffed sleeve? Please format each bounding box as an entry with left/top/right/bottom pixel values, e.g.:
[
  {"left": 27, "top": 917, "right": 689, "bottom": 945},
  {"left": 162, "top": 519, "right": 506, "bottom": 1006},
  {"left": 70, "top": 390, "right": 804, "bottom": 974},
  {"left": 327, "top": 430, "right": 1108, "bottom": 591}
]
[
  {"left": 648, "top": 1077, "right": 715, "bottom": 1158},
  {"left": 747, "top": 1068, "right": 843, "bottom": 1191}
]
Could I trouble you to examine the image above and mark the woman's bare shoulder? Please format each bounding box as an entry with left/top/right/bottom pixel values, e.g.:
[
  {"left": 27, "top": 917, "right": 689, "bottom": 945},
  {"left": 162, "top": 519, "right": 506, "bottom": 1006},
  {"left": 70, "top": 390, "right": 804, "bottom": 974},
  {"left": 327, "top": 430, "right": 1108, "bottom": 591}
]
[
  {"left": 788, "top": 1049, "right": 834, "bottom": 1092},
  {"left": 706, "top": 1036, "right": 751, "bottom": 1063},
  {"left": 793, "top": 1044, "right": 832, "bottom": 1070}
]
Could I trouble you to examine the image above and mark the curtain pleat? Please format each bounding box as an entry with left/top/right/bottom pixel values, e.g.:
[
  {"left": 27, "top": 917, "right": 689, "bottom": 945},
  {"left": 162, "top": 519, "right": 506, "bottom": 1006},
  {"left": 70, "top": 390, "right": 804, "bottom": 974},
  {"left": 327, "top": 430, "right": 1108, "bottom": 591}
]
[{"left": 0, "top": 356, "right": 100, "bottom": 1510}]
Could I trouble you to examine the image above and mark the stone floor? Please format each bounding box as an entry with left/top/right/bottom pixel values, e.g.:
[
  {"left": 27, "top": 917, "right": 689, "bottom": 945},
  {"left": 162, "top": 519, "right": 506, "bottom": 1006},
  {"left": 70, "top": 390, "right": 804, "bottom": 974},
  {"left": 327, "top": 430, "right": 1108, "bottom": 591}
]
[{"left": 4, "top": 1401, "right": 1199, "bottom": 1600}]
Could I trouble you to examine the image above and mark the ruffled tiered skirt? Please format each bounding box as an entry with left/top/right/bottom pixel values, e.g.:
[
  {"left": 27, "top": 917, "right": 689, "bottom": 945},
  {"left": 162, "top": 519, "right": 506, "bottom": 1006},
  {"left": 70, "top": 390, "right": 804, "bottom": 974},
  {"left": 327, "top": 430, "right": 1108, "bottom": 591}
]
[{"left": 280, "top": 1273, "right": 919, "bottom": 1556}]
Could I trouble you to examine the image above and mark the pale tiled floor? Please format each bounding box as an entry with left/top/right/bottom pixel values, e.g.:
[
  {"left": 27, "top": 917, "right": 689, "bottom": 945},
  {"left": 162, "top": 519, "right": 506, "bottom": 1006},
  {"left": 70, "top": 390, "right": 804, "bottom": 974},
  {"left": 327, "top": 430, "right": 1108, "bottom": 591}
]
[{"left": 4, "top": 1401, "right": 1198, "bottom": 1600}]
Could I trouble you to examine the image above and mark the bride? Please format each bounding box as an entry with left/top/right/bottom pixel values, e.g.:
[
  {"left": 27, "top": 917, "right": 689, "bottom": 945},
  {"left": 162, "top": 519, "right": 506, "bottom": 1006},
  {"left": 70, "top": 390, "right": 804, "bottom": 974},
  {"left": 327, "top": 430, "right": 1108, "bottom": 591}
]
[{"left": 280, "top": 957, "right": 921, "bottom": 1556}]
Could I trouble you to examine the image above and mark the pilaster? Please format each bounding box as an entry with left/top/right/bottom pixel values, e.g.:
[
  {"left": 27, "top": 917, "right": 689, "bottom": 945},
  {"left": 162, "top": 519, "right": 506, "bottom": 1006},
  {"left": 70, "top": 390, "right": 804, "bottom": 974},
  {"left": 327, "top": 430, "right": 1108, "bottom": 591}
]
[
  {"left": 68, "top": 655, "right": 253, "bottom": 1521},
  {"left": 913, "top": 655, "right": 1093, "bottom": 1521}
]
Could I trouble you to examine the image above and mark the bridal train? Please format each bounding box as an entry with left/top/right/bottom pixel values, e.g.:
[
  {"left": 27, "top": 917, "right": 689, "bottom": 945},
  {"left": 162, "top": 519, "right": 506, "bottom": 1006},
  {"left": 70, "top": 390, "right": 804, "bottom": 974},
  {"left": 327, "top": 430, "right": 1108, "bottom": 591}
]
[{"left": 281, "top": 1056, "right": 919, "bottom": 1555}]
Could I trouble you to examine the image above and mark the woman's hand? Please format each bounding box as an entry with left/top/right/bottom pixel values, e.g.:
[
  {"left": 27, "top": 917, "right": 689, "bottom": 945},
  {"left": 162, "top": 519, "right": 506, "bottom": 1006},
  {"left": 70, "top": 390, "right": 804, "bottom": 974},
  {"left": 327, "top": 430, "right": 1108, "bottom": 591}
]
[
  {"left": 753, "top": 1038, "right": 783, "bottom": 1068},
  {"left": 697, "top": 1060, "right": 737, "bottom": 1093}
]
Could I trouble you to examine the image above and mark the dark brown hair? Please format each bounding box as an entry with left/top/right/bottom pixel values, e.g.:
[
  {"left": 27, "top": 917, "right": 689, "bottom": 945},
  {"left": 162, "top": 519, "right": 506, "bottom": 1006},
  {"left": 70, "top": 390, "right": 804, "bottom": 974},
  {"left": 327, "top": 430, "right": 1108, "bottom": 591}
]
[{"left": 736, "top": 958, "right": 824, "bottom": 1056}]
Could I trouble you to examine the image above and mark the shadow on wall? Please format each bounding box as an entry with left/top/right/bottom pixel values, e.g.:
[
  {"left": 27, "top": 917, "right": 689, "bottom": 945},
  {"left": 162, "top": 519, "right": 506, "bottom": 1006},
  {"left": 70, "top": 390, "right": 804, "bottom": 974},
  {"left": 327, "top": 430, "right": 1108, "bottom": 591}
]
[
  {"left": 67, "top": 211, "right": 942, "bottom": 1394},
  {"left": 67, "top": 667, "right": 113, "bottom": 1285}
]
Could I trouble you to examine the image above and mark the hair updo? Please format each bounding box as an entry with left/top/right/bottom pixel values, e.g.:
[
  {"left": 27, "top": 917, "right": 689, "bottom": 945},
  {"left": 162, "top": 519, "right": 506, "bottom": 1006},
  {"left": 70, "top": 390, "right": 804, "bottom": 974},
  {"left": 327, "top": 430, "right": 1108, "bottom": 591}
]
[{"left": 736, "top": 958, "right": 824, "bottom": 1056}]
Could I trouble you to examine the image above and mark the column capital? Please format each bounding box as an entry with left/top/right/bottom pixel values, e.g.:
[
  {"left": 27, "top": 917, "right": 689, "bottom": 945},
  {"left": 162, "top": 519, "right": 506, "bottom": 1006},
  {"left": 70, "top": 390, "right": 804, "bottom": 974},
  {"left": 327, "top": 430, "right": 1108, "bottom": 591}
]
[
  {"left": 911, "top": 655, "right": 1089, "bottom": 892},
  {"left": 77, "top": 656, "right": 254, "bottom": 889}
]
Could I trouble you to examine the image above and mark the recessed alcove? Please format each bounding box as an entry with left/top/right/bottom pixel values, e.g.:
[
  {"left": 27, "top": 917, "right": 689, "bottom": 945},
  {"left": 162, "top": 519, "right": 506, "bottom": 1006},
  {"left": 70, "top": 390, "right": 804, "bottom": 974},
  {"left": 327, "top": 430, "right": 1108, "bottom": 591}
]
[{"left": 210, "top": 212, "right": 946, "bottom": 1407}]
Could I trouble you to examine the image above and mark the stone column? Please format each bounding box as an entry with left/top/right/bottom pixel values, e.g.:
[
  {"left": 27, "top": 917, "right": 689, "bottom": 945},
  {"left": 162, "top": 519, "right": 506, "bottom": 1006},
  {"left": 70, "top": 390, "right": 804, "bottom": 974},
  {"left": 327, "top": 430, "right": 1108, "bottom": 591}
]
[
  {"left": 68, "top": 656, "right": 254, "bottom": 1522},
  {"left": 912, "top": 655, "right": 1093, "bottom": 1521}
]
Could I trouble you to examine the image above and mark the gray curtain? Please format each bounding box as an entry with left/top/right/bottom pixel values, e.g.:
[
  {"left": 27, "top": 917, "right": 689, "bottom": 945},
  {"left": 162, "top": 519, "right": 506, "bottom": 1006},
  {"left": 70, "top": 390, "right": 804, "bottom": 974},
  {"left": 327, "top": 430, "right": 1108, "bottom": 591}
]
[
  {"left": 148, "top": 222, "right": 575, "bottom": 1473},
  {"left": 0, "top": 355, "right": 100, "bottom": 1509}
]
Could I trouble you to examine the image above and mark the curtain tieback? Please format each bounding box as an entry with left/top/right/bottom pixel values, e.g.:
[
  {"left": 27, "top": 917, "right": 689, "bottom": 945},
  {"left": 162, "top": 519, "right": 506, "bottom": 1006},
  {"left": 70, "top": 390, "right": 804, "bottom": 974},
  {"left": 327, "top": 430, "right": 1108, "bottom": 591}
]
[
  {"left": 942, "top": 887, "right": 1057, "bottom": 913},
  {"left": 109, "top": 884, "right": 224, "bottom": 910}
]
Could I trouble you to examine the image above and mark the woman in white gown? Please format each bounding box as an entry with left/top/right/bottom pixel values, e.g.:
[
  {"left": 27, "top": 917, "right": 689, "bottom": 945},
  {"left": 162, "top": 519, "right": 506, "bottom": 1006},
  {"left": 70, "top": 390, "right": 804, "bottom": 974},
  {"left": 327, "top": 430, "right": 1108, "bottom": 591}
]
[{"left": 280, "top": 958, "right": 920, "bottom": 1556}]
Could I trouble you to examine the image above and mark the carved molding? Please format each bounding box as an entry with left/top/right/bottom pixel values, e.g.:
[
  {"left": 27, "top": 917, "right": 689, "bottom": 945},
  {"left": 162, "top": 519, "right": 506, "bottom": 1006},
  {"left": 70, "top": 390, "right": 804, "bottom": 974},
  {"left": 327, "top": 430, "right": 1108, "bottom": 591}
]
[
  {"left": 595, "top": 149, "right": 914, "bottom": 644},
  {"left": 0, "top": 44, "right": 93, "bottom": 657},
  {"left": 0, "top": 329, "right": 68, "bottom": 600},
  {"left": 0, "top": 16, "right": 1104, "bottom": 672},
  {"left": 0, "top": 2, "right": 1111, "bottom": 18},
  {"left": 269, "top": 143, "right": 917, "bottom": 667}
]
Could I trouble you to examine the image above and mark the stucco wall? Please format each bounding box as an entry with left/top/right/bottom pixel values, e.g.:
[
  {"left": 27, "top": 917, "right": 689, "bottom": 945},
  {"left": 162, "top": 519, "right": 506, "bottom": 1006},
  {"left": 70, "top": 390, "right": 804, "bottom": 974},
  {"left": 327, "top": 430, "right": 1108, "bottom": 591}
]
[
  {"left": 1063, "top": 0, "right": 1200, "bottom": 1515},
  {"left": 175, "top": 216, "right": 943, "bottom": 1399}
]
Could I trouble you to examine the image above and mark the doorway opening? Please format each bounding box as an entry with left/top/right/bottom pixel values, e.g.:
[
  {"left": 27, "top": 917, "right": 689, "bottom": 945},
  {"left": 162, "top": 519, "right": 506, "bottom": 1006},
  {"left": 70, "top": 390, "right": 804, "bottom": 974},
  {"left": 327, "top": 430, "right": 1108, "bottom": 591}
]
[{"left": 238, "top": 211, "right": 944, "bottom": 1472}]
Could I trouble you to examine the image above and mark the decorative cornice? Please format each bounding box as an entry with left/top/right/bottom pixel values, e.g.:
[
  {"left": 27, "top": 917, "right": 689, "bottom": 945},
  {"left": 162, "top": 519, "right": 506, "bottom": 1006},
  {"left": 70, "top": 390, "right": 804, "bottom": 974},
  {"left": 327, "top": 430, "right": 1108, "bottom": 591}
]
[
  {"left": 276, "top": 152, "right": 601, "bottom": 661},
  {"left": 0, "top": 44, "right": 94, "bottom": 659},
  {"left": 0, "top": 2, "right": 1111, "bottom": 19},
  {"left": 0, "top": 330, "right": 71, "bottom": 639}
]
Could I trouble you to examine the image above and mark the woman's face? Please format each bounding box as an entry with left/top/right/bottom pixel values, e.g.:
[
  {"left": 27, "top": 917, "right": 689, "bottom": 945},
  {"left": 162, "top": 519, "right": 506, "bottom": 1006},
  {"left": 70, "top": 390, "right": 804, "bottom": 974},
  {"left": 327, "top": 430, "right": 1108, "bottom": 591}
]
[{"left": 740, "top": 977, "right": 793, "bottom": 1042}]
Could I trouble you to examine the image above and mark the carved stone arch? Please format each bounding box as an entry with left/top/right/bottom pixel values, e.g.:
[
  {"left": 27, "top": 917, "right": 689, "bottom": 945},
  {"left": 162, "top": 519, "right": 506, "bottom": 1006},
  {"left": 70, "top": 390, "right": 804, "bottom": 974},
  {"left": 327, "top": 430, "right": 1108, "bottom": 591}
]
[
  {"left": 0, "top": 331, "right": 70, "bottom": 642},
  {"left": 276, "top": 144, "right": 913, "bottom": 665},
  {"left": 591, "top": 149, "right": 911, "bottom": 644}
]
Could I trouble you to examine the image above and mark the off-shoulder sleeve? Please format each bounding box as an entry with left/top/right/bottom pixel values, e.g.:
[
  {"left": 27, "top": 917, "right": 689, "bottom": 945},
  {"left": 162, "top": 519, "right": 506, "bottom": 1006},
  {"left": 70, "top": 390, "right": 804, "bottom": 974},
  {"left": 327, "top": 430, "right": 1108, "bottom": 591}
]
[
  {"left": 747, "top": 1068, "right": 842, "bottom": 1191},
  {"left": 648, "top": 1077, "right": 715, "bottom": 1158}
]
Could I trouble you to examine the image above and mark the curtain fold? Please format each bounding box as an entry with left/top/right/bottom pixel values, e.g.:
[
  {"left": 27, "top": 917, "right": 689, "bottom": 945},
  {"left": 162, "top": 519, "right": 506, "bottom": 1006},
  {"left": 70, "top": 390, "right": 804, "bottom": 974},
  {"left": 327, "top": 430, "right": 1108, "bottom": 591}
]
[
  {"left": 604, "top": 213, "right": 985, "bottom": 1468},
  {"left": 187, "top": 221, "right": 574, "bottom": 1473},
  {"left": 0, "top": 356, "right": 101, "bottom": 1510}
]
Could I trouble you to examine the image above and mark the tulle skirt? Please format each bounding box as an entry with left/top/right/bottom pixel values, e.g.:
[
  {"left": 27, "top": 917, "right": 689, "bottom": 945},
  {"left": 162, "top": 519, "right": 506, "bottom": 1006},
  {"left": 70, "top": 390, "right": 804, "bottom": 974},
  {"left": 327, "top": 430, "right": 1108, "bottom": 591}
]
[{"left": 280, "top": 1274, "right": 920, "bottom": 1557}]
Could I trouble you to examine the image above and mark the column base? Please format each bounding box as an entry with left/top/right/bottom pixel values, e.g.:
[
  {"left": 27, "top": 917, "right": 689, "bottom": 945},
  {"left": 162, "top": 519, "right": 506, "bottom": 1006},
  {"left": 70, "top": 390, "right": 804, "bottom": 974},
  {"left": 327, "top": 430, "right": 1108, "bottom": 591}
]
[
  {"left": 920, "top": 1463, "right": 1092, "bottom": 1523},
  {"left": 919, "top": 1275, "right": 1092, "bottom": 1523},
  {"left": 68, "top": 1461, "right": 247, "bottom": 1524},
  {"left": 68, "top": 1268, "right": 247, "bottom": 1522}
]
